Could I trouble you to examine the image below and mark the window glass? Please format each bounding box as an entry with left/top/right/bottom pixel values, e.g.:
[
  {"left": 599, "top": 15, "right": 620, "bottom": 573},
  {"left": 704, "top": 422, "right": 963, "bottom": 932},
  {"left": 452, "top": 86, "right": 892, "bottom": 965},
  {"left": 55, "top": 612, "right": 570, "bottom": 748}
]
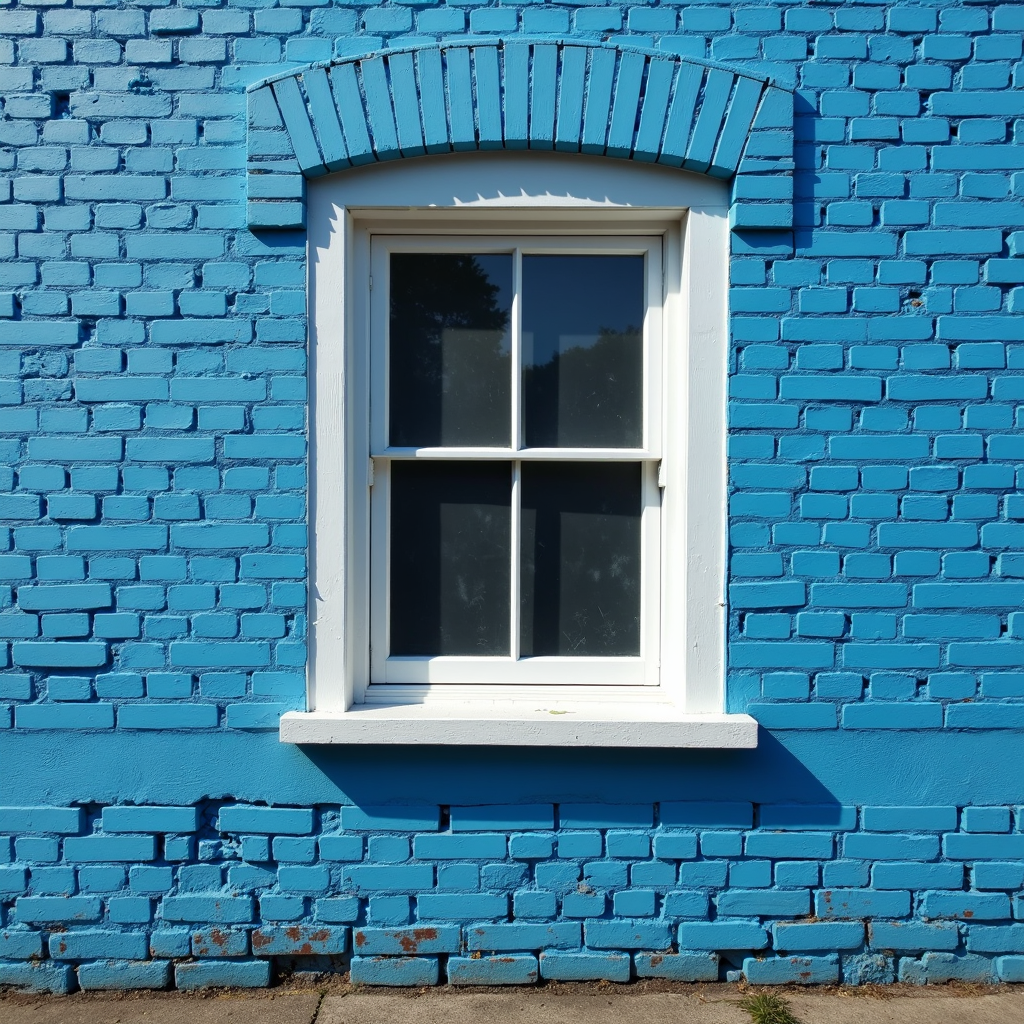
[
  {"left": 522, "top": 255, "right": 644, "bottom": 448},
  {"left": 389, "top": 460, "right": 511, "bottom": 655},
  {"left": 520, "top": 461, "right": 642, "bottom": 656},
  {"left": 389, "top": 253, "right": 513, "bottom": 447}
]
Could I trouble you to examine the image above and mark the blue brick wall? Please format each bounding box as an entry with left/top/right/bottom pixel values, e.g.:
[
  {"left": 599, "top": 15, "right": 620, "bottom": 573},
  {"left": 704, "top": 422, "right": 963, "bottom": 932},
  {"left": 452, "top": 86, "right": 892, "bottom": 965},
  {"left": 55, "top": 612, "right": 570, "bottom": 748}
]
[
  {"left": 0, "top": 0, "right": 1023, "bottom": 993},
  {"left": 5, "top": 800, "right": 1024, "bottom": 991}
]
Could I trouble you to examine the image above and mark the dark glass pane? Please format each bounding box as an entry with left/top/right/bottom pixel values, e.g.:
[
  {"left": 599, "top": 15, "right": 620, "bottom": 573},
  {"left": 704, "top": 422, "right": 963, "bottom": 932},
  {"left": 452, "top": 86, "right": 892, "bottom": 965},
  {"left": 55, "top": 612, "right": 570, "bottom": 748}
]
[
  {"left": 520, "top": 462, "right": 641, "bottom": 656},
  {"left": 390, "top": 461, "right": 511, "bottom": 656},
  {"left": 390, "top": 253, "right": 512, "bottom": 447},
  {"left": 522, "top": 255, "right": 644, "bottom": 448}
]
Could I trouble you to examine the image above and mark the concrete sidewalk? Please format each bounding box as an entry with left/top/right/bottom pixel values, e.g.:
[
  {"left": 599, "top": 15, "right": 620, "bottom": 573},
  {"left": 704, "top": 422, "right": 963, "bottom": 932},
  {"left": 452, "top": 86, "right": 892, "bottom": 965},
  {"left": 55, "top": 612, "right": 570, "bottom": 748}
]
[{"left": 3, "top": 985, "right": 1024, "bottom": 1024}]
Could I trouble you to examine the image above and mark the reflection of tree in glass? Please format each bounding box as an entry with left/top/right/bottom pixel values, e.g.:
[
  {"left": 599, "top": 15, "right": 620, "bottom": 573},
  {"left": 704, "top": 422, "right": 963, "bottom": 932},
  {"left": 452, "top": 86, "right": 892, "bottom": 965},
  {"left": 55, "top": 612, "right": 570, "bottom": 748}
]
[
  {"left": 520, "top": 461, "right": 641, "bottom": 657},
  {"left": 524, "top": 326, "right": 642, "bottom": 449},
  {"left": 390, "top": 254, "right": 511, "bottom": 447}
]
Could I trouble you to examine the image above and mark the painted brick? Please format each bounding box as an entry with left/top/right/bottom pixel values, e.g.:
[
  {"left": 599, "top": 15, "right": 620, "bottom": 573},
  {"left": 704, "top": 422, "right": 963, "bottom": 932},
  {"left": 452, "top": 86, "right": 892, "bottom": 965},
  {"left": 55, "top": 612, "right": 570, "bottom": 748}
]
[
  {"left": 175, "top": 960, "right": 270, "bottom": 990},
  {"left": 1, "top": 0, "right": 1023, "bottom": 994},
  {"left": 15, "top": 897, "right": 102, "bottom": 924},
  {"left": 450, "top": 805, "right": 554, "bottom": 832},
  {"left": 465, "top": 923, "right": 580, "bottom": 951},
  {"left": 966, "top": 926, "right": 1024, "bottom": 954},
  {"left": 815, "top": 890, "right": 911, "bottom": 919},
  {"left": 945, "top": 834, "right": 1024, "bottom": 860},
  {"left": 251, "top": 925, "right": 347, "bottom": 955},
  {"left": 342, "top": 865, "right": 434, "bottom": 893},
  {"left": 0, "top": 930, "right": 44, "bottom": 959},
  {"left": 773, "top": 922, "right": 864, "bottom": 951},
  {"left": 584, "top": 921, "right": 672, "bottom": 950},
  {"left": 350, "top": 956, "right": 439, "bottom": 986},
  {"left": 218, "top": 807, "right": 313, "bottom": 835},
  {"left": 678, "top": 921, "right": 768, "bottom": 950},
  {"left": 102, "top": 807, "right": 200, "bottom": 833},
  {"left": 64, "top": 837, "right": 156, "bottom": 862},
  {"left": 413, "top": 834, "right": 507, "bottom": 860},
  {"left": 161, "top": 896, "right": 255, "bottom": 924},
  {"left": 0, "top": 962, "right": 75, "bottom": 994},
  {"left": 339, "top": 806, "right": 440, "bottom": 832},
  {"left": 77, "top": 961, "right": 171, "bottom": 991},
  {"left": 49, "top": 930, "right": 148, "bottom": 960},
  {"left": 634, "top": 952, "right": 719, "bottom": 981},
  {"left": 539, "top": 951, "right": 631, "bottom": 982},
  {"left": 744, "top": 954, "right": 839, "bottom": 985},
  {"left": 448, "top": 954, "right": 539, "bottom": 986},
  {"left": 417, "top": 894, "right": 506, "bottom": 920},
  {"left": 353, "top": 926, "right": 460, "bottom": 955},
  {"left": 0, "top": 807, "right": 82, "bottom": 833}
]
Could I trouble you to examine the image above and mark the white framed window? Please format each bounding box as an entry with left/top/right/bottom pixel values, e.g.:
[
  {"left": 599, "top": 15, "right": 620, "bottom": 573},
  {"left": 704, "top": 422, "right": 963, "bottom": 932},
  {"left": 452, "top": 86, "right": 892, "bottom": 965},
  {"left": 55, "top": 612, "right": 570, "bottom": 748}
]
[
  {"left": 370, "top": 234, "right": 662, "bottom": 689},
  {"left": 286, "top": 151, "right": 756, "bottom": 748}
]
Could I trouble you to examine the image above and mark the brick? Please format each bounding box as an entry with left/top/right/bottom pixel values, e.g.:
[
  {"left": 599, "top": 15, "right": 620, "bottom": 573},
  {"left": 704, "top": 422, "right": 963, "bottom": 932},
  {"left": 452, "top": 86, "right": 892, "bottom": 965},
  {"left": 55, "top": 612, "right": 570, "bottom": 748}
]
[
  {"left": 584, "top": 921, "right": 672, "bottom": 950},
  {"left": 48, "top": 930, "right": 148, "bottom": 960},
  {"left": 0, "top": 962, "right": 75, "bottom": 994},
  {"left": 945, "top": 834, "right": 1024, "bottom": 860},
  {"left": 251, "top": 925, "right": 347, "bottom": 955},
  {"left": 539, "top": 951, "right": 631, "bottom": 982},
  {"left": 634, "top": 952, "right": 718, "bottom": 981},
  {"left": 77, "top": 961, "right": 171, "bottom": 991},
  {"left": 466, "top": 923, "right": 579, "bottom": 951},
  {"left": 349, "top": 956, "right": 439, "bottom": 986},
  {"left": 342, "top": 865, "right": 434, "bottom": 893},
  {"left": 448, "top": 955, "right": 538, "bottom": 986},
  {"left": 63, "top": 836, "right": 156, "bottom": 862},
  {"left": 412, "top": 834, "right": 506, "bottom": 860},
  {"left": 417, "top": 894, "right": 506, "bottom": 919},
  {"left": 15, "top": 897, "right": 102, "bottom": 923},
  {"left": 966, "top": 926, "right": 1024, "bottom": 954},
  {"left": 678, "top": 921, "right": 768, "bottom": 950},
  {"left": 353, "top": 926, "right": 460, "bottom": 955},
  {"left": 0, "top": 807, "right": 82, "bottom": 833},
  {"left": 450, "top": 805, "right": 554, "bottom": 831},
  {"left": 161, "top": 896, "right": 254, "bottom": 924},
  {"left": 744, "top": 954, "right": 839, "bottom": 985},
  {"left": 0, "top": 930, "right": 44, "bottom": 960},
  {"left": 774, "top": 922, "right": 863, "bottom": 951},
  {"left": 815, "top": 889, "right": 910, "bottom": 919},
  {"left": 175, "top": 960, "right": 270, "bottom": 990}
]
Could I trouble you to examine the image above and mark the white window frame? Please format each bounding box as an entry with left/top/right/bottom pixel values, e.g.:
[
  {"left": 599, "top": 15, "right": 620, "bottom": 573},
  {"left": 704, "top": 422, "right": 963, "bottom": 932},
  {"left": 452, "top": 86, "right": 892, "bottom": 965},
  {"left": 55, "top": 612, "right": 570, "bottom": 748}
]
[
  {"left": 283, "top": 151, "right": 756, "bottom": 748},
  {"left": 370, "top": 234, "right": 662, "bottom": 689}
]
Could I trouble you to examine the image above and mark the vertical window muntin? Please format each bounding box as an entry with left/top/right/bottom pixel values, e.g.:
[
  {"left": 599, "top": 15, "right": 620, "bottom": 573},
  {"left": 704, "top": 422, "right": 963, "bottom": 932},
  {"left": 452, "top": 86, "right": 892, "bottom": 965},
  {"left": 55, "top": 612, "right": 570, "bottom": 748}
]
[{"left": 369, "top": 235, "right": 663, "bottom": 687}]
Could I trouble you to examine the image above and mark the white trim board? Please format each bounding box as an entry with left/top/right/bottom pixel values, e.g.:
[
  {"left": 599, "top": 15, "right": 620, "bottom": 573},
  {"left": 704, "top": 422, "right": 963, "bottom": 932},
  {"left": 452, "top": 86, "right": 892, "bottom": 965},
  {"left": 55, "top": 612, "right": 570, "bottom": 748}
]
[{"left": 281, "top": 708, "right": 757, "bottom": 748}]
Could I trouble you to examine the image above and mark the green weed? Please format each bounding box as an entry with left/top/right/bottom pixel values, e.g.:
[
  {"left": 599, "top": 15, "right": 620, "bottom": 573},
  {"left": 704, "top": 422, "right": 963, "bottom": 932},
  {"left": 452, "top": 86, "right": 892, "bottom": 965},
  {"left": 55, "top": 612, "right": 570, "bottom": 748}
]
[{"left": 739, "top": 992, "right": 801, "bottom": 1024}]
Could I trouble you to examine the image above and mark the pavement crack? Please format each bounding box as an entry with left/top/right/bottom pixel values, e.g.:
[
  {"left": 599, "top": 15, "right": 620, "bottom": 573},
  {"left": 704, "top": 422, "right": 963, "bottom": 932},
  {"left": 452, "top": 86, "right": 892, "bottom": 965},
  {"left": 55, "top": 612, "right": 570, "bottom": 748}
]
[{"left": 309, "top": 989, "right": 329, "bottom": 1024}]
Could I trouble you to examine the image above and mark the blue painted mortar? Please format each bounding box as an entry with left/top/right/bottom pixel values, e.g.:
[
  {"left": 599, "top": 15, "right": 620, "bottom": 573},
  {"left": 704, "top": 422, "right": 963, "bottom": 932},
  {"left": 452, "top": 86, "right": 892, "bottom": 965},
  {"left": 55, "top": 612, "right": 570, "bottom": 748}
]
[{"left": 0, "top": 0, "right": 1023, "bottom": 993}]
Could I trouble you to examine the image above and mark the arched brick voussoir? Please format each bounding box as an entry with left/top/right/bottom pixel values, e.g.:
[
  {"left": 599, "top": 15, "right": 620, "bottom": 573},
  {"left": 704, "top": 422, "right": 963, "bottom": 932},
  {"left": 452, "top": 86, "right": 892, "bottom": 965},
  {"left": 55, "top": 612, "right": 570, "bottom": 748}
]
[{"left": 245, "top": 39, "right": 794, "bottom": 235}]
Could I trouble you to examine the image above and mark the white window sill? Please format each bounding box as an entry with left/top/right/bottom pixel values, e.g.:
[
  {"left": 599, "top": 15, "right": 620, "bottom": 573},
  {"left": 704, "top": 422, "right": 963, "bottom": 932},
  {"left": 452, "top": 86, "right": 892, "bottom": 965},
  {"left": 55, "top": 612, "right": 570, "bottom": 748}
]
[{"left": 279, "top": 706, "right": 758, "bottom": 748}]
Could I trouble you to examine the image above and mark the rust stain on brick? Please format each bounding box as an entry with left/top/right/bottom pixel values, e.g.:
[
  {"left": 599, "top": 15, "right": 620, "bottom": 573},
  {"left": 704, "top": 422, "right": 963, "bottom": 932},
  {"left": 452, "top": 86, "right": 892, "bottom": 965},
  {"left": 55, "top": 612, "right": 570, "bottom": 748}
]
[{"left": 397, "top": 928, "right": 438, "bottom": 953}]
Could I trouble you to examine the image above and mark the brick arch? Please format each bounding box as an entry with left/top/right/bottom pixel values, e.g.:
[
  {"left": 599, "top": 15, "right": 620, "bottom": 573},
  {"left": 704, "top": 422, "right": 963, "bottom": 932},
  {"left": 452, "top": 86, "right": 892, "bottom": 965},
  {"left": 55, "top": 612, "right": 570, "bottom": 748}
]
[{"left": 246, "top": 40, "right": 793, "bottom": 233}]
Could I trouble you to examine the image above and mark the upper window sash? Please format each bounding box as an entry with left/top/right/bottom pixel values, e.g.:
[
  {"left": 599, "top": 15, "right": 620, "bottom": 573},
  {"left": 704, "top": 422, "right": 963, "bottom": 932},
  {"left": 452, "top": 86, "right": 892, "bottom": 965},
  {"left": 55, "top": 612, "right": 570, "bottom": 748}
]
[{"left": 369, "top": 235, "right": 663, "bottom": 461}]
